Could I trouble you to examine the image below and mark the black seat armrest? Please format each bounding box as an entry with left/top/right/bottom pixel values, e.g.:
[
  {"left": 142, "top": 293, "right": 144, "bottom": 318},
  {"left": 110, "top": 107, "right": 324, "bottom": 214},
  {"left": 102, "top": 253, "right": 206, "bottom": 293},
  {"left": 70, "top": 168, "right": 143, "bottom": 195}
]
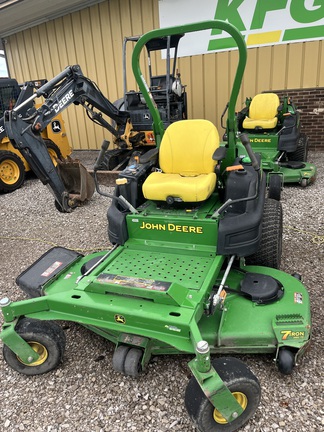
[
  {"left": 139, "top": 148, "right": 159, "bottom": 164},
  {"left": 213, "top": 146, "right": 227, "bottom": 161}
]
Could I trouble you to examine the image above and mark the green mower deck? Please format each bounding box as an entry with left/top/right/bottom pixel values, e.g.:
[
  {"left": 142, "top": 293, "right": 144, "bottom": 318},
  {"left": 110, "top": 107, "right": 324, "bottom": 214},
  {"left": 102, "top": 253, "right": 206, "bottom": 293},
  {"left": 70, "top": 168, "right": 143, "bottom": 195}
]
[
  {"left": 236, "top": 135, "right": 317, "bottom": 187},
  {"left": 0, "top": 218, "right": 311, "bottom": 359}
]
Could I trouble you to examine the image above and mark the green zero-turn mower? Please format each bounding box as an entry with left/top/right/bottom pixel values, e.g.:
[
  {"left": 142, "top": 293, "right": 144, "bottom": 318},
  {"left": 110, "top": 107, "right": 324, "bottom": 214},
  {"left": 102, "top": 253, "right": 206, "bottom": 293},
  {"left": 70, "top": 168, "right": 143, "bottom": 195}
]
[
  {"left": 0, "top": 21, "right": 311, "bottom": 432},
  {"left": 235, "top": 92, "right": 317, "bottom": 191}
]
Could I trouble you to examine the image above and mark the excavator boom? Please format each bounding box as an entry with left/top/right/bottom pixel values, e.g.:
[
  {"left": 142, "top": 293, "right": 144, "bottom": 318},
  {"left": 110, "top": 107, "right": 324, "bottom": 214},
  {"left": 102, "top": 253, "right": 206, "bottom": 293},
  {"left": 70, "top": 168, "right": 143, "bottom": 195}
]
[{"left": 4, "top": 65, "right": 136, "bottom": 212}]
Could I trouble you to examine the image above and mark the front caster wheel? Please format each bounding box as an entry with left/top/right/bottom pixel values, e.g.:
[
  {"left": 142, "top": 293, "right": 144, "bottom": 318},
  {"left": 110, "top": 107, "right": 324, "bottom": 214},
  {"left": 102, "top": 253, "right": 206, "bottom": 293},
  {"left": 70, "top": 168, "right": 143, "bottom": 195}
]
[
  {"left": 185, "top": 357, "right": 261, "bottom": 432},
  {"left": 268, "top": 174, "right": 281, "bottom": 201},
  {"left": 112, "top": 345, "right": 143, "bottom": 377},
  {"left": 112, "top": 345, "right": 130, "bottom": 374},
  {"left": 3, "top": 318, "right": 66, "bottom": 376},
  {"left": 277, "top": 348, "right": 295, "bottom": 375},
  {"left": 124, "top": 348, "right": 143, "bottom": 377}
]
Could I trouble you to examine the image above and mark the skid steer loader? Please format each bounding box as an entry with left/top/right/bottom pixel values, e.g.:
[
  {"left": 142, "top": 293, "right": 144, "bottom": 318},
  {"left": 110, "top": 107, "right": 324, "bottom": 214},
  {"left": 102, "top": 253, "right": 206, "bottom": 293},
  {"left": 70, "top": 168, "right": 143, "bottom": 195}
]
[
  {"left": 0, "top": 20, "right": 311, "bottom": 432},
  {"left": 0, "top": 78, "right": 72, "bottom": 192}
]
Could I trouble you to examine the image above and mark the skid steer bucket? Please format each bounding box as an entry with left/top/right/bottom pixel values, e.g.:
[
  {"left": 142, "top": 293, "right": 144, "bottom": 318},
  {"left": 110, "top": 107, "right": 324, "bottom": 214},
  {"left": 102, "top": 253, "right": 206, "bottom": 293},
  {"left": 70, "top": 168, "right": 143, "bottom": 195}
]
[{"left": 57, "top": 156, "right": 95, "bottom": 203}]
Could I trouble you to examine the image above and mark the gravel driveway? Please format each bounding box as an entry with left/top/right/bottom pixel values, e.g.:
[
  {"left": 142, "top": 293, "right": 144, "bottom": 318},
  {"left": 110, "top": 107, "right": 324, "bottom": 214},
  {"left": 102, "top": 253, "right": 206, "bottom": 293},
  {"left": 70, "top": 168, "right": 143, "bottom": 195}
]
[{"left": 0, "top": 151, "right": 323, "bottom": 432}]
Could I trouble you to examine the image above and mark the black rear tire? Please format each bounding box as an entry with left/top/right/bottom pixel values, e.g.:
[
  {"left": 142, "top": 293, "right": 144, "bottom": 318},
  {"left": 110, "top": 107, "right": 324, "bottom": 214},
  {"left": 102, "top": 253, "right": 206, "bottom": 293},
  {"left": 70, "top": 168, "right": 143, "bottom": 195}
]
[
  {"left": 3, "top": 318, "right": 66, "bottom": 375},
  {"left": 287, "top": 133, "right": 308, "bottom": 162},
  {"left": 245, "top": 198, "right": 283, "bottom": 269},
  {"left": 185, "top": 357, "right": 261, "bottom": 432}
]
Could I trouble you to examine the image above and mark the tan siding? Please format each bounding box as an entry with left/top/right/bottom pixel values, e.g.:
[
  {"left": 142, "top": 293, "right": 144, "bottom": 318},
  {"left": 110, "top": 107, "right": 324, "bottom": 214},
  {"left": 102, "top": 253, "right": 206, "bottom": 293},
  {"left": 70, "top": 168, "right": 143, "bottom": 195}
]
[
  {"left": 302, "top": 41, "right": 320, "bottom": 88},
  {"left": 215, "top": 51, "right": 229, "bottom": 124},
  {"left": 319, "top": 40, "right": 324, "bottom": 86},
  {"left": 203, "top": 54, "right": 217, "bottom": 124},
  {"left": 4, "top": 0, "right": 324, "bottom": 150},
  {"left": 191, "top": 55, "right": 204, "bottom": 119},
  {"left": 286, "top": 43, "right": 303, "bottom": 89},
  {"left": 257, "top": 46, "right": 272, "bottom": 94}
]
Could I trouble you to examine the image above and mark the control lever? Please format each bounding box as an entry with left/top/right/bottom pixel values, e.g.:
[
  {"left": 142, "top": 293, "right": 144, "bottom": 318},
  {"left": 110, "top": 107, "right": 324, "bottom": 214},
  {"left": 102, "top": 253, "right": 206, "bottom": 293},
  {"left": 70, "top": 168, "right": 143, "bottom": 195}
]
[
  {"left": 239, "top": 133, "right": 260, "bottom": 171},
  {"left": 93, "top": 139, "right": 138, "bottom": 214},
  {"left": 94, "top": 139, "right": 110, "bottom": 171}
]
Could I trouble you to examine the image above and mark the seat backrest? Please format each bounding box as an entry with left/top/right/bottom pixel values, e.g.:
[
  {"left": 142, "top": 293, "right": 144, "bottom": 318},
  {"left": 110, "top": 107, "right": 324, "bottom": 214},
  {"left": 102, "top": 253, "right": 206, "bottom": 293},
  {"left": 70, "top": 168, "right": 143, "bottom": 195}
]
[
  {"left": 249, "top": 93, "right": 280, "bottom": 120},
  {"left": 159, "top": 119, "right": 219, "bottom": 176}
]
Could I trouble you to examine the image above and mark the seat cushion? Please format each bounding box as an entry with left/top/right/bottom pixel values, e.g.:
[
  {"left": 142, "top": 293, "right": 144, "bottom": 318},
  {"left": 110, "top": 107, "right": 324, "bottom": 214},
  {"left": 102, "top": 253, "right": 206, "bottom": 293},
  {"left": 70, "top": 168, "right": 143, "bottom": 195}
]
[
  {"left": 142, "top": 119, "right": 219, "bottom": 202},
  {"left": 143, "top": 171, "right": 217, "bottom": 202},
  {"left": 243, "top": 116, "right": 278, "bottom": 129},
  {"left": 243, "top": 93, "right": 280, "bottom": 130}
]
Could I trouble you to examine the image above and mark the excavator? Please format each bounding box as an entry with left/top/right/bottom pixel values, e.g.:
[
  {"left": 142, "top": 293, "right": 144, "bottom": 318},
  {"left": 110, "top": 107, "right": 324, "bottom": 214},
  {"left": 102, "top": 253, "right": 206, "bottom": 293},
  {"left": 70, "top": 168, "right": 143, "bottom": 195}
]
[
  {"left": 98, "top": 33, "right": 187, "bottom": 171},
  {"left": 0, "top": 78, "right": 72, "bottom": 193},
  {"left": 3, "top": 64, "right": 144, "bottom": 212},
  {"left": 3, "top": 34, "right": 187, "bottom": 211}
]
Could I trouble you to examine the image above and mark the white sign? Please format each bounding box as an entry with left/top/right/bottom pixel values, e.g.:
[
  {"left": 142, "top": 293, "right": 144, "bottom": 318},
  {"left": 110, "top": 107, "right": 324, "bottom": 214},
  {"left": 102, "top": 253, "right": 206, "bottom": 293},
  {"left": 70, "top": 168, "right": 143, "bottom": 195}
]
[{"left": 158, "top": 0, "right": 324, "bottom": 56}]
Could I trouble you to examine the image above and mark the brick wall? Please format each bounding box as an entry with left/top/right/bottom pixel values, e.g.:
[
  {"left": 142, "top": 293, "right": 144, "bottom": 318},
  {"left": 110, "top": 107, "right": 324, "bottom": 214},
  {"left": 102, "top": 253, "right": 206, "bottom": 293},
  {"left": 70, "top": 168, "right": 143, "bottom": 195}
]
[{"left": 270, "top": 88, "right": 324, "bottom": 152}]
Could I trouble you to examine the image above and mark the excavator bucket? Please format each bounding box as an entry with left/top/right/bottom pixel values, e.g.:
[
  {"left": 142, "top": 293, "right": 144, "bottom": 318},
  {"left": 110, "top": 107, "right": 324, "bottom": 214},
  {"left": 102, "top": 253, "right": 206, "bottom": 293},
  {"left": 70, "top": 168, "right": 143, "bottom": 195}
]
[{"left": 57, "top": 156, "right": 95, "bottom": 203}]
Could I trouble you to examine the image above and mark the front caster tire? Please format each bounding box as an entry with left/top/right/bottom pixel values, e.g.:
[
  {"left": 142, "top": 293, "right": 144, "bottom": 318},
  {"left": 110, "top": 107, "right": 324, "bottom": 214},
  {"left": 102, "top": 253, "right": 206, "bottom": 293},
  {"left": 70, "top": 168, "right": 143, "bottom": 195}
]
[
  {"left": 268, "top": 174, "right": 281, "bottom": 201},
  {"left": 3, "top": 318, "right": 66, "bottom": 376},
  {"left": 124, "top": 348, "right": 143, "bottom": 377},
  {"left": 277, "top": 348, "right": 295, "bottom": 375},
  {"left": 185, "top": 357, "right": 261, "bottom": 432},
  {"left": 112, "top": 345, "right": 143, "bottom": 377},
  {"left": 112, "top": 345, "right": 130, "bottom": 374}
]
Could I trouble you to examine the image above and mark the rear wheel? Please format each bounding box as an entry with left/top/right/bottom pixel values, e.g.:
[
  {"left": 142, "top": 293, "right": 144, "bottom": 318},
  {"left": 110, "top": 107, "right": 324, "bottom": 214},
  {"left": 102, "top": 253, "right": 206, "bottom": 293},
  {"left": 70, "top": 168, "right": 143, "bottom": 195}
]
[
  {"left": 246, "top": 198, "right": 283, "bottom": 269},
  {"left": 0, "top": 150, "right": 25, "bottom": 192},
  {"left": 287, "top": 133, "right": 308, "bottom": 162},
  {"left": 185, "top": 357, "right": 261, "bottom": 432},
  {"left": 3, "top": 318, "right": 66, "bottom": 375}
]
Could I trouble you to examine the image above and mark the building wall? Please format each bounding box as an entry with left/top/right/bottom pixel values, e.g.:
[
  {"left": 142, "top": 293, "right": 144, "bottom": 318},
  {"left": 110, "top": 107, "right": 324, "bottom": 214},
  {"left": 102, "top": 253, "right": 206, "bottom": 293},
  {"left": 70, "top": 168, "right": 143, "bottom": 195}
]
[
  {"left": 273, "top": 88, "right": 324, "bottom": 152},
  {"left": 3, "top": 0, "right": 324, "bottom": 150}
]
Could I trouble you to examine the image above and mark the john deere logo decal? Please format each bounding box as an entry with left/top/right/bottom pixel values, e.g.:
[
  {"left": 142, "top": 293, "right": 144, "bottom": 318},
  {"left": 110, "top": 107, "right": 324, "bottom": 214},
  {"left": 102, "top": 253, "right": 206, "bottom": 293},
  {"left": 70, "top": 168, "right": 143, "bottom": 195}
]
[
  {"left": 51, "top": 120, "right": 62, "bottom": 133},
  {"left": 115, "top": 314, "right": 126, "bottom": 324}
]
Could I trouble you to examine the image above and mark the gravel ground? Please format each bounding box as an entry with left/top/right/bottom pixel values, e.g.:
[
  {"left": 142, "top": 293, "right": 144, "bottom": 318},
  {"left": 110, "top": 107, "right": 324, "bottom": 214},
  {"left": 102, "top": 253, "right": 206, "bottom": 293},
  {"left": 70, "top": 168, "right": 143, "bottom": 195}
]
[{"left": 0, "top": 150, "right": 323, "bottom": 432}]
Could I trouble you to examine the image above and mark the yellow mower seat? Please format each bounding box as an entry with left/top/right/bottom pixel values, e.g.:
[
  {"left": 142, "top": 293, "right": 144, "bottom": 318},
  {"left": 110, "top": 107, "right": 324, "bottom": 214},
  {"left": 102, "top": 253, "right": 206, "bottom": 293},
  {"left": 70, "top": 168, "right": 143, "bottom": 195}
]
[
  {"left": 142, "top": 119, "right": 219, "bottom": 202},
  {"left": 243, "top": 93, "right": 280, "bottom": 130}
]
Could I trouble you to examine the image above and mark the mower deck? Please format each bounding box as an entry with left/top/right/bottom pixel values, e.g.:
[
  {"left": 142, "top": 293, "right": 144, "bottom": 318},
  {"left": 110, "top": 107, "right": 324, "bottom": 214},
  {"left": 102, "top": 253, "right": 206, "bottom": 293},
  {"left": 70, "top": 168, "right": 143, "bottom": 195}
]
[
  {"left": 236, "top": 140, "right": 317, "bottom": 186},
  {"left": 1, "top": 199, "right": 311, "bottom": 362}
]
